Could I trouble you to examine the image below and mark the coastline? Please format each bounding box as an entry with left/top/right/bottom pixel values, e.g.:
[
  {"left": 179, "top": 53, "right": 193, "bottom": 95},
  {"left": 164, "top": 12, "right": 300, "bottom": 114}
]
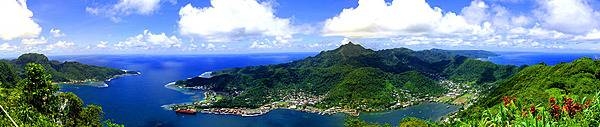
[
  {"left": 56, "top": 70, "right": 141, "bottom": 87},
  {"left": 162, "top": 72, "right": 472, "bottom": 119}
]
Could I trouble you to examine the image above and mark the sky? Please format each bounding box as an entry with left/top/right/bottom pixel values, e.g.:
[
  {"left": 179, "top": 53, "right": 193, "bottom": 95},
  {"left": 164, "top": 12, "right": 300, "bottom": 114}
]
[{"left": 1, "top": 0, "right": 600, "bottom": 56}]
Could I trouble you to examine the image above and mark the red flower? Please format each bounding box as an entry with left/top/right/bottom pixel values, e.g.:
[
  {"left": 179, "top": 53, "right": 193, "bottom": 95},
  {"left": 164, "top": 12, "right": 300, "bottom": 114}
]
[
  {"left": 551, "top": 104, "right": 561, "bottom": 120},
  {"left": 549, "top": 97, "right": 556, "bottom": 105},
  {"left": 530, "top": 105, "right": 537, "bottom": 116},
  {"left": 564, "top": 98, "right": 573, "bottom": 107},
  {"left": 502, "top": 96, "right": 513, "bottom": 106}
]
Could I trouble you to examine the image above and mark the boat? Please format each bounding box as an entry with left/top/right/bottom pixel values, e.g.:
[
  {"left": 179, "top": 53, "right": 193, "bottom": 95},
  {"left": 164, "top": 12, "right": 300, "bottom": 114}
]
[{"left": 175, "top": 109, "right": 197, "bottom": 115}]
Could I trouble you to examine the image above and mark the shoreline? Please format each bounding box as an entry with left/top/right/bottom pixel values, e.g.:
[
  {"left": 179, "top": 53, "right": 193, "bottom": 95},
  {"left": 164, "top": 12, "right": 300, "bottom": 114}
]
[
  {"left": 164, "top": 99, "right": 459, "bottom": 118},
  {"left": 162, "top": 75, "right": 471, "bottom": 119},
  {"left": 56, "top": 70, "right": 141, "bottom": 87}
]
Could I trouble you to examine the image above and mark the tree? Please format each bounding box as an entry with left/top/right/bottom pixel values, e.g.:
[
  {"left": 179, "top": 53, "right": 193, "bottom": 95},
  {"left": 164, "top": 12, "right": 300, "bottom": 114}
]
[
  {"left": 21, "top": 63, "right": 58, "bottom": 113},
  {"left": 57, "top": 92, "right": 84, "bottom": 126},
  {"left": 78, "top": 105, "right": 103, "bottom": 127},
  {"left": 0, "top": 61, "right": 19, "bottom": 88}
]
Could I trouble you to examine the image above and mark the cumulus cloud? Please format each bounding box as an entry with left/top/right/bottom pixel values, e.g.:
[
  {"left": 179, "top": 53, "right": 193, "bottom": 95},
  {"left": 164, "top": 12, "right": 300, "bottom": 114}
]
[
  {"left": 178, "top": 0, "right": 295, "bottom": 43},
  {"left": 535, "top": 0, "right": 600, "bottom": 35},
  {"left": 46, "top": 41, "right": 75, "bottom": 51},
  {"left": 0, "top": 0, "right": 42, "bottom": 40},
  {"left": 249, "top": 41, "right": 272, "bottom": 49},
  {"left": 319, "top": 0, "right": 600, "bottom": 51},
  {"left": 322, "top": 0, "right": 486, "bottom": 37},
  {"left": 87, "top": 0, "right": 162, "bottom": 22},
  {"left": 114, "top": 30, "right": 181, "bottom": 49},
  {"left": 50, "top": 28, "right": 65, "bottom": 37}
]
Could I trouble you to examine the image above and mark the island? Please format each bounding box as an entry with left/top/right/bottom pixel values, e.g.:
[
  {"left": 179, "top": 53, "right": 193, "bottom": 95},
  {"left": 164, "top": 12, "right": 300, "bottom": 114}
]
[
  {"left": 165, "top": 42, "right": 519, "bottom": 117},
  {"left": 0, "top": 53, "right": 140, "bottom": 87}
]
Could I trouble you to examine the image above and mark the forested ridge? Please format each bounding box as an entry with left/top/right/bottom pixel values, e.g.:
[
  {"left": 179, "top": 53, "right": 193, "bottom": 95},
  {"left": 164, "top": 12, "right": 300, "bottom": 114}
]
[{"left": 2, "top": 53, "right": 134, "bottom": 83}]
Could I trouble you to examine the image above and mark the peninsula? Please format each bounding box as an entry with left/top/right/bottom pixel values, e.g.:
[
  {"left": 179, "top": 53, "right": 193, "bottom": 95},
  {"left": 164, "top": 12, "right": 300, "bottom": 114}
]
[{"left": 0, "top": 53, "right": 139, "bottom": 86}]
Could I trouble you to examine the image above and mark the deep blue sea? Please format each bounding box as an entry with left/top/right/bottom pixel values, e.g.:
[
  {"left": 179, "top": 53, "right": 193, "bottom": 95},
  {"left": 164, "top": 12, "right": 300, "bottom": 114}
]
[
  {"left": 52, "top": 52, "right": 600, "bottom": 127},
  {"left": 488, "top": 52, "right": 600, "bottom": 66}
]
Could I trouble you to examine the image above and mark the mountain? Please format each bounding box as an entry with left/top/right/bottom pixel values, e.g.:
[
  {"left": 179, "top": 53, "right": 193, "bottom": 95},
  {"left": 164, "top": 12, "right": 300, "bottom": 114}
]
[
  {"left": 174, "top": 43, "right": 517, "bottom": 110},
  {"left": 1, "top": 53, "right": 138, "bottom": 83}
]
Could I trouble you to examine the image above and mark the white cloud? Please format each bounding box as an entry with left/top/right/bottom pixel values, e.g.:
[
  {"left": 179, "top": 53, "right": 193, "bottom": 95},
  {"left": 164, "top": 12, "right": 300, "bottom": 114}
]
[
  {"left": 574, "top": 29, "right": 600, "bottom": 40},
  {"left": 322, "top": 0, "right": 485, "bottom": 37},
  {"left": 96, "top": 41, "right": 109, "bottom": 48},
  {"left": 249, "top": 40, "right": 273, "bottom": 49},
  {"left": 87, "top": 0, "right": 162, "bottom": 22},
  {"left": 0, "top": 43, "right": 17, "bottom": 51},
  {"left": 113, "top": 0, "right": 161, "bottom": 15},
  {"left": 46, "top": 41, "right": 75, "bottom": 51},
  {"left": 115, "top": 30, "right": 181, "bottom": 49},
  {"left": 340, "top": 38, "right": 353, "bottom": 45},
  {"left": 50, "top": 28, "right": 65, "bottom": 37},
  {"left": 461, "top": 0, "right": 489, "bottom": 25},
  {"left": 320, "top": 0, "right": 600, "bottom": 51},
  {"left": 21, "top": 37, "right": 47, "bottom": 46},
  {"left": 178, "top": 0, "right": 295, "bottom": 43},
  {"left": 535, "top": 0, "right": 600, "bottom": 34},
  {"left": 510, "top": 15, "right": 531, "bottom": 27},
  {"left": 0, "top": 0, "right": 42, "bottom": 40}
]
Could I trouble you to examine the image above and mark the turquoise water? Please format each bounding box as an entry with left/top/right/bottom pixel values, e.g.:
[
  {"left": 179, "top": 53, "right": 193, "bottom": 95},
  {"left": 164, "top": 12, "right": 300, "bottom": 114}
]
[{"left": 54, "top": 53, "right": 474, "bottom": 127}]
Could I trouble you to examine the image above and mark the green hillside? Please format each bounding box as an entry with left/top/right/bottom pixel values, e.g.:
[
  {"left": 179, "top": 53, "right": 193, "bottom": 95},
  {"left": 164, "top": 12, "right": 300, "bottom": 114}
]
[{"left": 452, "top": 58, "right": 600, "bottom": 126}]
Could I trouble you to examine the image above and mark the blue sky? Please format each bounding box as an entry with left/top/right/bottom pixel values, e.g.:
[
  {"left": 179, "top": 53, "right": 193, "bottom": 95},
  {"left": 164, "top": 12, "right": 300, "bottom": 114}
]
[{"left": 1, "top": 0, "right": 600, "bottom": 56}]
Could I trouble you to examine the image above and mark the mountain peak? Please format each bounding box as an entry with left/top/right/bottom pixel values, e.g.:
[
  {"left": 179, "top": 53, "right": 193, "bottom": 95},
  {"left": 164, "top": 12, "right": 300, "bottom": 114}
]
[
  {"left": 338, "top": 42, "right": 364, "bottom": 50},
  {"left": 334, "top": 42, "right": 371, "bottom": 56},
  {"left": 15, "top": 53, "right": 50, "bottom": 65}
]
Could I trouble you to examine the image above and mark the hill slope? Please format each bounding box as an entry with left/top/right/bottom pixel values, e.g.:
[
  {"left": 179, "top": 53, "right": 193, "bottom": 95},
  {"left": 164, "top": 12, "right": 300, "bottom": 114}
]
[{"left": 452, "top": 58, "right": 600, "bottom": 126}]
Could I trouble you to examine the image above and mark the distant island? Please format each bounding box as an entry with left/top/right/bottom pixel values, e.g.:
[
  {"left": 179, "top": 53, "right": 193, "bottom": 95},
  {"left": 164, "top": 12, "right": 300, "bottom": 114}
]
[
  {"left": 0, "top": 53, "right": 140, "bottom": 87},
  {"left": 167, "top": 42, "right": 519, "bottom": 117}
]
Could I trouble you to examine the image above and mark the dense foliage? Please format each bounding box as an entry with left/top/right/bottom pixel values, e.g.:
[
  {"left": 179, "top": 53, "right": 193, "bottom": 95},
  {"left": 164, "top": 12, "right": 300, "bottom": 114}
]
[
  {"left": 453, "top": 58, "right": 600, "bottom": 126},
  {"left": 445, "top": 58, "right": 520, "bottom": 84},
  {"left": 176, "top": 43, "right": 515, "bottom": 110},
  {"left": 9, "top": 53, "right": 134, "bottom": 82},
  {"left": 321, "top": 67, "right": 396, "bottom": 110},
  {"left": 0, "top": 63, "right": 113, "bottom": 126}
]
